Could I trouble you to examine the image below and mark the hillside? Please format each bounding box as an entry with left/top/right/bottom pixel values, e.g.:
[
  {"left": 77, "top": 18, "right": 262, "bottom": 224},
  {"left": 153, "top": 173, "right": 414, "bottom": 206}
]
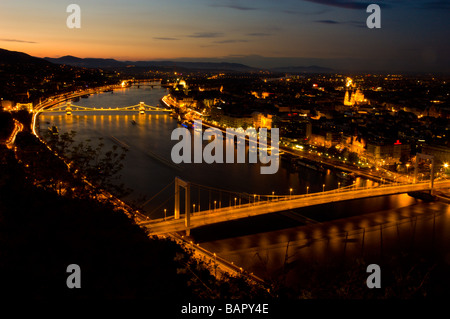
[
  {"left": 0, "top": 48, "right": 119, "bottom": 103},
  {"left": 45, "top": 56, "right": 258, "bottom": 72},
  {"left": 0, "top": 131, "right": 271, "bottom": 300}
]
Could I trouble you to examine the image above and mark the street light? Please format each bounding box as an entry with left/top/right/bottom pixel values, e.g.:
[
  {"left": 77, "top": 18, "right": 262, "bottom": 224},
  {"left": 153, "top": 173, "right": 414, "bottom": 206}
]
[
  {"left": 193, "top": 204, "right": 196, "bottom": 214},
  {"left": 306, "top": 186, "right": 309, "bottom": 194},
  {"left": 322, "top": 184, "right": 325, "bottom": 193},
  {"left": 272, "top": 191, "right": 274, "bottom": 202},
  {"left": 164, "top": 209, "right": 167, "bottom": 221},
  {"left": 290, "top": 188, "right": 293, "bottom": 199},
  {"left": 338, "top": 182, "right": 340, "bottom": 189},
  {"left": 214, "top": 200, "right": 217, "bottom": 210},
  {"left": 234, "top": 197, "right": 237, "bottom": 208}
]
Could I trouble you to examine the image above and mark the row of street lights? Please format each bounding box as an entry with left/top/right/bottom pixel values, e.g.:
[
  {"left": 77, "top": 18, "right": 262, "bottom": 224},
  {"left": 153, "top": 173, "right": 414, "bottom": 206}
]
[{"left": 160, "top": 179, "right": 375, "bottom": 220}]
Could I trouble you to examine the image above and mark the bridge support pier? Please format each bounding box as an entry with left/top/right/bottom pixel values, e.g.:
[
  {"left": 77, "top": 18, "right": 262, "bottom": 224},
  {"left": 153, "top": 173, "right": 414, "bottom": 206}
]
[
  {"left": 414, "top": 153, "right": 435, "bottom": 193},
  {"left": 66, "top": 102, "right": 72, "bottom": 115},
  {"left": 174, "top": 177, "right": 191, "bottom": 236},
  {"left": 139, "top": 102, "right": 145, "bottom": 114}
]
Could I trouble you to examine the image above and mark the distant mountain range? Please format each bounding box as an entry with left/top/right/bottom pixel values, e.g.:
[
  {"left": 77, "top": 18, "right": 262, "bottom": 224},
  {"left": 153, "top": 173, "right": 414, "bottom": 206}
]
[
  {"left": 44, "top": 56, "right": 257, "bottom": 72},
  {"left": 44, "top": 55, "right": 335, "bottom": 74},
  {"left": 0, "top": 48, "right": 54, "bottom": 68},
  {"left": 271, "top": 65, "right": 334, "bottom": 74},
  {"left": 0, "top": 47, "right": 335, "bottom": 74}
]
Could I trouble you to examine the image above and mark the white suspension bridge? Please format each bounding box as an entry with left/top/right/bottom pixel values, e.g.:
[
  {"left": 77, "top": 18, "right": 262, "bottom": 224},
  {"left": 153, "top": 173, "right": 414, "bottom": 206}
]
[
  {"left": 138, "top": 173, "right": 450, "bottom": 236},
  {"left": 42, "top": 101, "right": 171, "bottom": 115}
]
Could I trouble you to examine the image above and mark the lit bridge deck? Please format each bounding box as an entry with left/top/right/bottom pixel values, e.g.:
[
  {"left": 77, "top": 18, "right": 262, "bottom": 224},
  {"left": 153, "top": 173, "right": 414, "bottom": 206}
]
[
  {"left": 41, "top": 102, "right": 171, "bottom": 113},
  {"left": 139, "top": 180, "right": 450, "bottom": 235}
]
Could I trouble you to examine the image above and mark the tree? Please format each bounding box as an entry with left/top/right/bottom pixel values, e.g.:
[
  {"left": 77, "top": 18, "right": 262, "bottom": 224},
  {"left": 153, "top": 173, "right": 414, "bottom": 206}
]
[
  {"left": 43, "top": 130, "right": 130, "bottom": 199},
  {"left": 0, "top": 111, "right": 14, "bottom": 139}
]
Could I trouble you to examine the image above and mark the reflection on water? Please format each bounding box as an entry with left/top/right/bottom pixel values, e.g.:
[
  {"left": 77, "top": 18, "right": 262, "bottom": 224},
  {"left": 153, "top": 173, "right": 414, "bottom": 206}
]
[{"left": 194, "top": 199, "right": 450, "bottom": 287}]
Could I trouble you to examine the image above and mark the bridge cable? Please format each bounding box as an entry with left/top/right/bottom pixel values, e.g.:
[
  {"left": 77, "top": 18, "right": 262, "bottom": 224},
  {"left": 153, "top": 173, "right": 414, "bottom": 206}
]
[
  {"left": 141, "top": 180, "right": 175, "bottom": 207},
  {"left": 147, "top": 193, "right": 176, "bottom": 218},
  {"left": 190, "top": 182, "right": 251, "bottom": 198}
]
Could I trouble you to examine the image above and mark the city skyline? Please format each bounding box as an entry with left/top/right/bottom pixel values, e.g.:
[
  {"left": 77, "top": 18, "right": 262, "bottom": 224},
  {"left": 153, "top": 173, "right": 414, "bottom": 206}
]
[{"left": 0, "top": 0, "right": 449, "bottom": 72}]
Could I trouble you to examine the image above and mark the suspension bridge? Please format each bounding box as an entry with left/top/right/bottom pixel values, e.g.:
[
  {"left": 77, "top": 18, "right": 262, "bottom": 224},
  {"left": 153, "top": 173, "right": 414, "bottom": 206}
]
[
  {"left": 138, "top": 175, "right": 450, "bottom": 236},
  {"left": 42, "top": 101, "right": 171, "bottom": 115}
]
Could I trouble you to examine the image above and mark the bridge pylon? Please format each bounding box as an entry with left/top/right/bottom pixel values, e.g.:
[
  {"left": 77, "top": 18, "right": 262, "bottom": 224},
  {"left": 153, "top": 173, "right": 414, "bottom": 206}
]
[
  {"left": 174, "top": 177, "right": 191, "bottom": 236},
  {"left": 139, "top": 102, "right": 145, "bottom": 114},
  {"left": 414, "top": 153, "right": 435, "bottom": 192},
  {"left": 66, "top": 102, "right": 72, "bottom": 115}
]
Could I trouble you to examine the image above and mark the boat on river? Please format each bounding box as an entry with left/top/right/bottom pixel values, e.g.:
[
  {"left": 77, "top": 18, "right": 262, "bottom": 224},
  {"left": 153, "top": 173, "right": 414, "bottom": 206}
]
[{"left": 48, "top": 125, "right": 59, "bottom": 135}]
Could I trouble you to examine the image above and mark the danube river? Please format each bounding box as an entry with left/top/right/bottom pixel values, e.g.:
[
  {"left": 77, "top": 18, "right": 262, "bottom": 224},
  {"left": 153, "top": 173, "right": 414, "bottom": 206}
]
[
  {"left": 40, "top": 84, "right": 353, "bottom": 216},
  {"left": 39, "top": 83, "right": 450, "bottom": 287}
]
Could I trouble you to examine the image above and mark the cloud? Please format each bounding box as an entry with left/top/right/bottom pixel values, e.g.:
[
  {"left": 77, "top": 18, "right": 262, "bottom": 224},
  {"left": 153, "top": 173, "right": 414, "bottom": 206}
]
[
  {"left": 307, "top": 1, "right": 447, "bottom": 11},
  {"left": 0, "top": 38, "right": 37, "bottom": 44},
  {"left": 315, "top": 19, "right": 339, "bottom": 24},
  {"left": 187, "top": 32, "right": 224, "bottom": 38},
  {"left": 303, "top": 0, "right": 388, "bottom": 10},
  {"left": 246, "top": 32, "right": 272, "bottom": 37},
  {"left": 210, "top": 3, "right": 258, "bottom": 11},
  {"left": 348, "top": 20, "right": 367, "bottom": 28},
  {"left": 283, "top": 8, "right": 329, "bottom": 15},
  {"left": 214, "top": 39, "right": 249, "bottom": 44},
  {"left": 153, "top": 37, "right": 179, "bottom": 41},
  {"left": 315, "top": 19, "right": 366, "bottom": 28}
]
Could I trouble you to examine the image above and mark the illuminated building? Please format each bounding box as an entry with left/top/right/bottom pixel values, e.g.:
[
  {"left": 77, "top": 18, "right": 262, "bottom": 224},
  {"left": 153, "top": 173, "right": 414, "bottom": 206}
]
[
  {"left": 15, "top": 103, "right": 33, "bottom": 112},
  {"left": 344, "top": 77, "right": 367, "bottom": 107},
  {"left": 366, "top": 140, "right": 411, "bottom": 165},
  {"left": 251, "top": 91, "right": 272, "bottom": 99},
  {"left": 220, "top": 114, "right": 254, "bottom": 129},
  {"left": 252, "top": 113, "right": 273, "bottom": 129},
  {"left": 342, "top": 134, "right": 366, "bottom": 155},
  {"left": 0, "top": 100, "right": 14, "bottom": 111},
  {"left": 309, "top": 132, "right": 342, "bottom": 148},
  {"left": 0, "top": 101, "right": 33, "bottom": 112}
]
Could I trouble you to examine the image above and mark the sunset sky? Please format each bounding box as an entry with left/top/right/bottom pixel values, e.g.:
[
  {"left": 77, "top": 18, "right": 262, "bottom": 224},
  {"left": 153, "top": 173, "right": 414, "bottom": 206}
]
[{"left": 1, "top": 0, "right": 449, "bottom": 72}]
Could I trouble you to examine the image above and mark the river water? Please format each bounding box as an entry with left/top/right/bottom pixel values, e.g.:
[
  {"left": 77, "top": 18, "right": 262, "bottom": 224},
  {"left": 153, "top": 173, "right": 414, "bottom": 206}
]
[{"left": 39, "top": 83, "right": 450, "bottom": 288}]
